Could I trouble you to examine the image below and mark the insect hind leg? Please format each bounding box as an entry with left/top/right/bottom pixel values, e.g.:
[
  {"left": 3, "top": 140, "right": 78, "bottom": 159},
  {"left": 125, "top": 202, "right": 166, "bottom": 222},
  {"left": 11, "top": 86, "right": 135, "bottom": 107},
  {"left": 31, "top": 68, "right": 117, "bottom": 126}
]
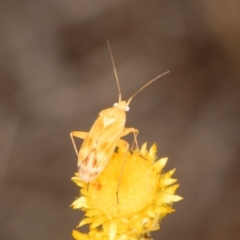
[
  {"left": 115, "top": 139, "right": 130, "bottom": 204},
  {"left": 121, "top": 127, "right": 139, "bottom": 151}
]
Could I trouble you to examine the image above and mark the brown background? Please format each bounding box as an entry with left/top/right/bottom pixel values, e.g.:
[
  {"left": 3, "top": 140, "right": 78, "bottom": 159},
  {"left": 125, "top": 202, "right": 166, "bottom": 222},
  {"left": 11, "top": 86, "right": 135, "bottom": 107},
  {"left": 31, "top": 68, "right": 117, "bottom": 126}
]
[{"left": 1, "top": 1, "right": 240, "bottom": 240}]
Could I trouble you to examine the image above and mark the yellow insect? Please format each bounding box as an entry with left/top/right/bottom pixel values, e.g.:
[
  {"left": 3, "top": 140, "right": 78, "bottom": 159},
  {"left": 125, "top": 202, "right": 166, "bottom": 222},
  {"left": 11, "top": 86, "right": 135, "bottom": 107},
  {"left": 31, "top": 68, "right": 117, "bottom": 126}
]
[{"left": 70, "top": 41, "right": 169, "bottom": 183}]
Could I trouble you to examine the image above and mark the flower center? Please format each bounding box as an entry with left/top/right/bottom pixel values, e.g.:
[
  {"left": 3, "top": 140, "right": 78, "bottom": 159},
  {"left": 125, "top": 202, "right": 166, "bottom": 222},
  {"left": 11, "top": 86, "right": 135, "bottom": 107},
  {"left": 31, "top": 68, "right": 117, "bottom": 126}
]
[{"left": 88, "top": 149, "right": 157, "bottom": 217}]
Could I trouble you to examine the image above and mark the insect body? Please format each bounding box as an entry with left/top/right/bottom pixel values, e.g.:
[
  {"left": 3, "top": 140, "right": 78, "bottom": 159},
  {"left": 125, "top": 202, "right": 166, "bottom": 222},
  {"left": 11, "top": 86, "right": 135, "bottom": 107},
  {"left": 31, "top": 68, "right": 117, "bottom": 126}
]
[
  {"left": 70, "top": 41, "right": 169, "bottom": 182},
  {"left": 71, "top": 100, "right": 136, "bottom": 182}
]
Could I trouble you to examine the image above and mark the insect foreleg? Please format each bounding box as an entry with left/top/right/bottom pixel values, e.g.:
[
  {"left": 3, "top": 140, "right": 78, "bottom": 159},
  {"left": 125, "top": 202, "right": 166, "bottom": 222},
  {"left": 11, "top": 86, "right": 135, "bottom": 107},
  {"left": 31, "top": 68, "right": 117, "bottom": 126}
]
[
  {"left": 70, "top": 131, "right": 88, "bottom": 156},
  {"left": 121, "top": 127, "right": 139, "bottom": 150},
  {"left": 116, "top": 139, "right": 129, "bottom": 204}
]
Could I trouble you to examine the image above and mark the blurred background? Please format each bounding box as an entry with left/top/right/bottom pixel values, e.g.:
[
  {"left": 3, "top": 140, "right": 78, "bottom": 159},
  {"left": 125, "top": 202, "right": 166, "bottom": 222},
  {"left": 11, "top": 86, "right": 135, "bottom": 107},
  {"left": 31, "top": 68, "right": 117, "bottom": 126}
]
[{"left": 1, "top": 0, "right": 240, "bottom": 239}]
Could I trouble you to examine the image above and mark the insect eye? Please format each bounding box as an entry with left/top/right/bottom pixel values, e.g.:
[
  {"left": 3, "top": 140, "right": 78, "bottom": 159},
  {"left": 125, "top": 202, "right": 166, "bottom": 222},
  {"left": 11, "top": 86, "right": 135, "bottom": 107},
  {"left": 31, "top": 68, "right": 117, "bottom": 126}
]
[{"left": 125, "top": 106, "right": 130, "bottom": 111}]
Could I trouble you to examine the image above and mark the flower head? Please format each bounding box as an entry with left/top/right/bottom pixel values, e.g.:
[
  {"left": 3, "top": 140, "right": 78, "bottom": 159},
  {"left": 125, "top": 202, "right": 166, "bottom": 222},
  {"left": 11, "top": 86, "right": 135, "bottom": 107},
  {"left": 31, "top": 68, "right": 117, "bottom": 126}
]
[{"left": 71, "top": 143, "right": 182, "bottom": 240}]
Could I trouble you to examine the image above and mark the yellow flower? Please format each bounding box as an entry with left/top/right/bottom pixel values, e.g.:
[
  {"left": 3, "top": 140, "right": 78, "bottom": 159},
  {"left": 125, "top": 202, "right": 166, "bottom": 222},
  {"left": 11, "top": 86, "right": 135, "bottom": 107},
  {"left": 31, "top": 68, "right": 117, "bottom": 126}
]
[{"left": 71, "top": 143, "right": 182, "bottom": 240}]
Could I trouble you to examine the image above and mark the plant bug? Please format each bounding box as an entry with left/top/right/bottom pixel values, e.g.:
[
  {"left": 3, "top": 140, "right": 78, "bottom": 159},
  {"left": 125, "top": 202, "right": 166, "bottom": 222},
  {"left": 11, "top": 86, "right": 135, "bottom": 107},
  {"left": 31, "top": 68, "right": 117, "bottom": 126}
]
[{"left": 70, "top": 41, "right": 169, "bottom": 183}]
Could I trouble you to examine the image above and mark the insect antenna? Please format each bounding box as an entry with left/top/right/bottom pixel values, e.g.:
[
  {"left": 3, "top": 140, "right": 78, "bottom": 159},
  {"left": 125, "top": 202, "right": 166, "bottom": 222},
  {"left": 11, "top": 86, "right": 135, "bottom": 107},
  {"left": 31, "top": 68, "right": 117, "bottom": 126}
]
[
  {"left": 107, "top": 40, "right": 122, "bottom": 102},
  {"left": 127, "top": 71, "right": 170, "bottom": 106}
]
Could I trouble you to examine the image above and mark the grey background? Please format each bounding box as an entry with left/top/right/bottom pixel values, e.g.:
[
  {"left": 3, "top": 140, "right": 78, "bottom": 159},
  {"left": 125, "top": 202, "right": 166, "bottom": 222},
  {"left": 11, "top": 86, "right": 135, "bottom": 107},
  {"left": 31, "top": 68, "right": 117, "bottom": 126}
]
[{"left": 1, "top": 1, "right": 240, "bottom": 240}]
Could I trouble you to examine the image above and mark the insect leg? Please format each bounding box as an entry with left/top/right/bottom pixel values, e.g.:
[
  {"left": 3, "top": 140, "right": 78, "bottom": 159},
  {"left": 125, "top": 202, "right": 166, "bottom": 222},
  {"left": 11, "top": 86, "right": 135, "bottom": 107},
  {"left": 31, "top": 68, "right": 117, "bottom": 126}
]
[
  {"left": 70, "top": 131, "right": 88, "bottom": 156},
  {"left": 121, "top": 127, "right": 139, "bottom": 150},
  {"left": 116, "top": 139, "right": 129, "bottom": 204}
]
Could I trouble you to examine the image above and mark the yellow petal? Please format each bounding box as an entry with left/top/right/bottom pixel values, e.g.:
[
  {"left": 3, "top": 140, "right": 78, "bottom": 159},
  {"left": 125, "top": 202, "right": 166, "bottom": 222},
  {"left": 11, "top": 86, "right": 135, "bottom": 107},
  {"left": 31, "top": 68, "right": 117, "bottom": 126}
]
[
  {"left": 154, "top": 157, "right": 168, "bottom": 173},
  {"left": 78, "top": 218, "right": 93, "bottom": 227},
  {"left": 71, "top": 197, "right": 88, "bottom": 209},
  {"left": 171, "top": 195, "right": 183, "bottom": 202},
  {"left": 163, "top": 169, "right": 176, "bottom": 178},
  {"left": 159, "top": 193, "right": 183, "bottom": 203},
  {"left": 71, "top": 176, "right": 86, "bottom": 188},
  {"left": 109, "top": 220, "right": 118, "bottom": 240},
  {"left": 147, "top": 210, "right": 156, "bottom": 218},
  {"left": 72, "top": 230, "right": 88, "bottom": 240},
  {"left": 149, "top": 143, "right": 157, "bottom": 159},
  {"left": 164, "top": 184, "right": 180, "bottom": 194},
  {"left": 91, "top": 218, "right": 105, "bottom": 228},
  {"left": 159, "top": 178, "right": 177, "bottom": 186},
  {"left": 140, "top": 143, "right": 147, "bottom": 155},
  {"left": 154, "top": 206, "right": 172, "bottom": 215}
]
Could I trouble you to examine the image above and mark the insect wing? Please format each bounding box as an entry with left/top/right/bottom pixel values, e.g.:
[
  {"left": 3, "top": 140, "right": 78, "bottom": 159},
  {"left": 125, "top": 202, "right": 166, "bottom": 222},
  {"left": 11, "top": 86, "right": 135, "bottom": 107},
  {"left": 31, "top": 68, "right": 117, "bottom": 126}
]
[
  {"left": 95, "top": 107, "right": 126, "bottom": 171},
  {"left": 78, "top": 113, "right": 104, "bottom": 165}
]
